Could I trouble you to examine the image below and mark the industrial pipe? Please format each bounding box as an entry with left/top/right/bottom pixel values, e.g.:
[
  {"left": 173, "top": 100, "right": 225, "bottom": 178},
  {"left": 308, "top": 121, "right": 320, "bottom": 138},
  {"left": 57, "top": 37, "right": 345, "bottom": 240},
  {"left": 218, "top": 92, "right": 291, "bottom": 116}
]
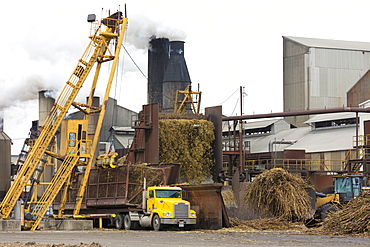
[
  {"left": 268, "top": 139, "right": 297, "bottom": 152},
  {"left": 222, "top": 107, "right": 370, "bottom": 121}
]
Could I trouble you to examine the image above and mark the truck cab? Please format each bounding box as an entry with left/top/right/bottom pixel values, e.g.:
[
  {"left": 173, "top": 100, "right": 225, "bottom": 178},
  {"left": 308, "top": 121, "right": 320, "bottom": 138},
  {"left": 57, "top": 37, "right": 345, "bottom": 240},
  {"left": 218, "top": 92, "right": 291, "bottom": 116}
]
[
  {"left": 146, "top": 186, "right": 196, "bottom": 230},
  {"left": 334, "top": 174, "right": 369, "bottom": 202}
]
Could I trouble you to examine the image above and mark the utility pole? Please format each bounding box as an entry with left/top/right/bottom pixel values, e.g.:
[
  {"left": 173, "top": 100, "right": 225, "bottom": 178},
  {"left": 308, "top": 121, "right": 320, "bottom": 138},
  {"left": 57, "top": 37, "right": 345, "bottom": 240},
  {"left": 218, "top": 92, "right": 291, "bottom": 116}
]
[{"left": 239, "top": 86, "right": 244, "bottom": 174}]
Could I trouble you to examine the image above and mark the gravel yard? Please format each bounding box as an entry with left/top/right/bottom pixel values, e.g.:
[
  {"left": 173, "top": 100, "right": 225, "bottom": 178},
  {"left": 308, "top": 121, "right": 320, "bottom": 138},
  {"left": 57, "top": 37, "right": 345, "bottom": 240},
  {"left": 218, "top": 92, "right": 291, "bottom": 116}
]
[{"left": 0, "top": 227, "right": 369, "bottom": 247}]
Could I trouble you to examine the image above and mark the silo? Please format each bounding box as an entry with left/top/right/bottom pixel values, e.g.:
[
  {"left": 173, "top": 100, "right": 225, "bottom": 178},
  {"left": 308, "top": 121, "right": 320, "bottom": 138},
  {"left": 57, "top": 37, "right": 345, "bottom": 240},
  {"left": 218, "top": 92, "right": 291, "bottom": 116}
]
[
  {"left": 148, "top": 37, "right": 170, "bottom": 111},
  {"left": 39, "top": 90, "right": 55, "bottom": 127},
  {"left": 38, "top": 90, "right": 56, "bottom": 196},
  {"left": 0, "top": 126, "right": 11, "bottom": 199},
  {"left": 162, "top": 41, "right": 191, "bottom": 113}
]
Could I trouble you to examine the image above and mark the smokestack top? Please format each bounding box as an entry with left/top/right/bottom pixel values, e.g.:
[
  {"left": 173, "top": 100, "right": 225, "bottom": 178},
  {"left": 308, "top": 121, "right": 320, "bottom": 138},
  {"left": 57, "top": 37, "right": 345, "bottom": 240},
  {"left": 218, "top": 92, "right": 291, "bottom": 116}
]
[
  {"left": 163, "top": 41, "right": 191, "bottom": 83},
  {"left": 149, "top": 37, "right": 170, "bottom": 52},
  {"left": 169, "top": 41, "right": 185, "bottom": 56}
]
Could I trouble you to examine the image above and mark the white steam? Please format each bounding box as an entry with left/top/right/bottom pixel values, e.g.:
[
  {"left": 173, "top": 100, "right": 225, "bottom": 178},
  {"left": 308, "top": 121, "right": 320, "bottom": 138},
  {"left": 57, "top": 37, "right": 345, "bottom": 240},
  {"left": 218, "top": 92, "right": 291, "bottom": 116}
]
[
  {"left": 126, "top": 13, "right": 187, "bottom": 50},
  {"left": 0, "top": 74, "right": 59, "bottom": 110},
  {"left": 43, "top": 90, "right": 57, "bottom": 99}
]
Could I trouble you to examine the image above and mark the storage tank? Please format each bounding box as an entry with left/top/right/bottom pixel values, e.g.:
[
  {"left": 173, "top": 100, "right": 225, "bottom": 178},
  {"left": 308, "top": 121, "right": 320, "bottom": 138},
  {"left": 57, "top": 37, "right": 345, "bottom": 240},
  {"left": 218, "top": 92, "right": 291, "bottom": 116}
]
[
  {"left": 0, "top": 127, "right": 11, "bottom": 199},
  {"left": 38, "top": 90, "right": 55, "bottom": 127}
]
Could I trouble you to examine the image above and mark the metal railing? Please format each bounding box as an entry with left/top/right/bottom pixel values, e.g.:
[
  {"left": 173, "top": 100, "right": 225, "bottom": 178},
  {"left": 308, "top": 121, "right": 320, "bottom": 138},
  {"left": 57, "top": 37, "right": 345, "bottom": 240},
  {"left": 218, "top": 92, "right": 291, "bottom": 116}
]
[{"left": 224, "top": 158, "right": 347, "bottom": 172}]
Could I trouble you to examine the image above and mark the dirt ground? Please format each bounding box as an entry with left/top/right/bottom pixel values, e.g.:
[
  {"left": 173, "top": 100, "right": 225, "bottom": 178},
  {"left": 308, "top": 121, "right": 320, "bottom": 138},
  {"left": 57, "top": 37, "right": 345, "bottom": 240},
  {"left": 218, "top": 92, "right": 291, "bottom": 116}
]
[{"left": 0, "top": 225, "right": 369, "bottom": 247}]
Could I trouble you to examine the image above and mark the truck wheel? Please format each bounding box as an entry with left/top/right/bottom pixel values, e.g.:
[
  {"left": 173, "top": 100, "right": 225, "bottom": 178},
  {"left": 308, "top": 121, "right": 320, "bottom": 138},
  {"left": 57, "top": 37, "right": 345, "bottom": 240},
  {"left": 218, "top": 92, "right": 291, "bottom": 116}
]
[
  {"left": 123, "top": 214, "right": 140, "bottom": 230},
  {"left": 115, "top": 214, "right": 124, "bottom": 230},
  {"left": 152, "top": 214, "right": 162, "bottom": 231}
]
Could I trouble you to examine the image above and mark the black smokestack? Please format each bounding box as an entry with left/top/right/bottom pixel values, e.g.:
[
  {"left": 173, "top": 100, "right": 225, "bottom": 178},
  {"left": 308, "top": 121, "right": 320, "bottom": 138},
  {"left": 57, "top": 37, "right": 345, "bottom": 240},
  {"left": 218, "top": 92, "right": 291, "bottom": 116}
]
[
  {"left": 162, "top": 41, "right": 191, "bottom": 112},
  {"left": 148, "top": 37, "right": 170, "bottom": 110}
]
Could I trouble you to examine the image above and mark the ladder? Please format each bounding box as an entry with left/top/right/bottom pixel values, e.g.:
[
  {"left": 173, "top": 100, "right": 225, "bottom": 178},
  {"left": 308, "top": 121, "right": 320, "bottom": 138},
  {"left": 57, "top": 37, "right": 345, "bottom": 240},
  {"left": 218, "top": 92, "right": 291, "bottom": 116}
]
[
  {"left": 12, "top": 128, "right": 39, "bottom": 179},
  {"left": 29, "top": 153, "right": 82, "bottom": 231},
  {"left": 0, "top": 26, "right": 114, "bottom": 219}
]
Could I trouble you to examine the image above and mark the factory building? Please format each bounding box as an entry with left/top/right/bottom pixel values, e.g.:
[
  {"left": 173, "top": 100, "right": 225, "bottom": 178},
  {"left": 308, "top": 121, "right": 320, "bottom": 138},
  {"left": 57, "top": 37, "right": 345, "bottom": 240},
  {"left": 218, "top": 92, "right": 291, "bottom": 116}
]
[
  {"left": 222, "top": 112, "right": 370, "bottom": 185},
  {"left": 283, "top": 36, "right": 370, "bottom": 127}
]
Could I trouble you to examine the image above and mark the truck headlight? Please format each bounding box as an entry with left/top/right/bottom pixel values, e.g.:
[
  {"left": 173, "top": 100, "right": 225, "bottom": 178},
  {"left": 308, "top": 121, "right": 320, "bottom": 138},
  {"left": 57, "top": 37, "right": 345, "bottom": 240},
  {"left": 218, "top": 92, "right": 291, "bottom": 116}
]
[
  {"left": 190, "top": 212, "right": 196, "bottom": 217},
  {"left": 164, "top": 212, "right": 172, "bottom": 217}
]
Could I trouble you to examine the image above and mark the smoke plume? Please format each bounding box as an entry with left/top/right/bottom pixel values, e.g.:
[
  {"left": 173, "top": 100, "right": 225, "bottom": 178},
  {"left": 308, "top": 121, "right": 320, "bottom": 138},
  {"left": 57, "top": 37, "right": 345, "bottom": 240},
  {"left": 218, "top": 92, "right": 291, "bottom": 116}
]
[{"left": 126, "top": 13, "right": 187, "bottom": 50}]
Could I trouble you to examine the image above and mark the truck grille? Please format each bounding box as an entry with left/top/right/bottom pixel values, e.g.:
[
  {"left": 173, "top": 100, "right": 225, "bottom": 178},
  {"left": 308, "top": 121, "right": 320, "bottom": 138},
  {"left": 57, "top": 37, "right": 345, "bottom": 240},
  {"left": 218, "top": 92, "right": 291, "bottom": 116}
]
[{"left": 174, "top": 203, "right": 189, "bottom": 218}]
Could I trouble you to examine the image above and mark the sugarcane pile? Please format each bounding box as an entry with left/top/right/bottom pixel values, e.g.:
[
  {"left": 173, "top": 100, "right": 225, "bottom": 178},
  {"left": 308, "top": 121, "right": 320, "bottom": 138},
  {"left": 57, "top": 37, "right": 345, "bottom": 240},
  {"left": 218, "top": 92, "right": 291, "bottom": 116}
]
[
  {"left": 159, "top": 118, "right": 215, "bottom": 184},
  {"left": 321, "top": 191, "right": 370, "bottom": 234},
  {"left": 244, "top": 168, "right": 312, "bottom": 221}
]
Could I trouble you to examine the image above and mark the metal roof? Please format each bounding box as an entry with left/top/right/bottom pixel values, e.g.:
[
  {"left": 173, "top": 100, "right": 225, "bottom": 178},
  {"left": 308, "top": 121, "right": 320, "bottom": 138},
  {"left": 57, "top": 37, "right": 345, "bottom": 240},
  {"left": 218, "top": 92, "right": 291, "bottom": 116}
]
[
  {"left": 110, "top": 126, "right": 134, "bottom": 132},
  {"left": 222, "top": 118, "right": 284, "bottom": 132},
  {"left": 284, "top": 36, "right": 370, "bottom": 51},
  {"left": 245, "top": 119, "right": 284, "bottom": 129},
  {"left": 244, "top": 127, "right": 311, "bottom": 153},
  {"left": 0, "top": 131, "right": 11, "bottom": 141},
  {"left": 305, "top": 112, "right": 370, "bottom": 124},
  {"left": 285, "top": 126, "right": 354, "bottom": 153},
  {"left": 304, "top": 112, "right": 357, "bottom": 124},
  {"left": 244, "top": 124, "right": 356, "bottom": 153}
]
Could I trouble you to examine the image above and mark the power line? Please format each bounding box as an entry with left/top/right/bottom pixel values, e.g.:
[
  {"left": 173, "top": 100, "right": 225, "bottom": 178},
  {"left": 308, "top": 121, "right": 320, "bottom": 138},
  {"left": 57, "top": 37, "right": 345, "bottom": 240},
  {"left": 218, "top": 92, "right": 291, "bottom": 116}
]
[
  {"left": 219, "top": 88, "right": 239, "bottom": 105},
  {"left": 121, "top": 44, "right": 147, "bottom": 80}
]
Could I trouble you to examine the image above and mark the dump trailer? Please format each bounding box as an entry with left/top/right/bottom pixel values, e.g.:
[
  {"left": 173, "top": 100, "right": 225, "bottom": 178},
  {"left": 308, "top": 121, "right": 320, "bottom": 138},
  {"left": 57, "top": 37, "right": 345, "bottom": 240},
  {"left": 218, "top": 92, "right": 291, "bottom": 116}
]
[
  {"left": 55, "top": 164, "right": 196, "bottom": 230},
  {"left": 305, "top": 173, "right": 368, "bottom": 227}
]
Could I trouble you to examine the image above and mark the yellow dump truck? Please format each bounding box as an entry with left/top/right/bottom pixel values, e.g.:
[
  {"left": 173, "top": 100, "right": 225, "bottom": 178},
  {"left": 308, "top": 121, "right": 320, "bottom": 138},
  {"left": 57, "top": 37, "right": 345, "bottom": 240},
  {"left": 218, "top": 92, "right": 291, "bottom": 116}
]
[{"left": 115, "top": 186, "right": 196, "bottom": 230}]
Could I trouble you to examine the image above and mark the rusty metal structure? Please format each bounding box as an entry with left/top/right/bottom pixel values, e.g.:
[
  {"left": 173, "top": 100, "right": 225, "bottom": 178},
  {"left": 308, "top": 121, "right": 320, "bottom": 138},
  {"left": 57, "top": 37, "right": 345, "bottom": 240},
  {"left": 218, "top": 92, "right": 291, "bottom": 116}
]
[
  {"left": 126, "top": 104, "right": 159, "bottom": 164},
  {"left": 55, "top": 164, "right": 179, "bottom": 214},
  {"left": 180, "top": 184, "right": 229, "bottom": 229}
]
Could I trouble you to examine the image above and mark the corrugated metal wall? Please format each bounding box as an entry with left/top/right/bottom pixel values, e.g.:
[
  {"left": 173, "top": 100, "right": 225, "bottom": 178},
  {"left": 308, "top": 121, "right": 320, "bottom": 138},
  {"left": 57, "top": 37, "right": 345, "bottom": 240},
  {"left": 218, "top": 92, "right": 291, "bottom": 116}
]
[
  {"left": 283, "top": 37, "right": 370, "bottom": 127},
  {"left": 283, "top": 39, "right": 309, "bottom": 126}
]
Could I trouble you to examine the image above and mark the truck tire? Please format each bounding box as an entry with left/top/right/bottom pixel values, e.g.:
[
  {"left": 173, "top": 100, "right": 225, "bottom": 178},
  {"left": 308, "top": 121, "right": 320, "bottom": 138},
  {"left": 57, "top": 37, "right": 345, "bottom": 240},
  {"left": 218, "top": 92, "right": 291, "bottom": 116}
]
[
  {"left": 152, "top": 214, "right": 162, "bottom": 231},
  {"left": 123, "top": 214, "right": 139, "bottom": 230},
  {"left": 115, "top": 214, "right": 124, "bottom": 230}
]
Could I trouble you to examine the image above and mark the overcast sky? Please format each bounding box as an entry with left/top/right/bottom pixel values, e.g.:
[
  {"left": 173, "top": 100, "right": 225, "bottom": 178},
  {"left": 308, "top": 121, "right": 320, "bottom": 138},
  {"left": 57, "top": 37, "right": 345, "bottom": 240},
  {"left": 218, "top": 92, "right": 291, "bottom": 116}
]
[{"left": 2, "top": 0, "right": 370, "bottom": 154}]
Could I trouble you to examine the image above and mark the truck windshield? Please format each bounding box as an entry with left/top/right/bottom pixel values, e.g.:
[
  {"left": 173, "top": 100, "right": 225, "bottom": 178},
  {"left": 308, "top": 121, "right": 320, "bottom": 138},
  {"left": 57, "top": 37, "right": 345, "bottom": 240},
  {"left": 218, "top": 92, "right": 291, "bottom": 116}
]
[
  {"left": 155, "top": 190, "right": 181, "bottom": 198},
  {"left": 335, "top": 176, "right": 362, "bottom": 198},
  {"left": 335, "top": 177, "right": 352, "bottom": 197}
]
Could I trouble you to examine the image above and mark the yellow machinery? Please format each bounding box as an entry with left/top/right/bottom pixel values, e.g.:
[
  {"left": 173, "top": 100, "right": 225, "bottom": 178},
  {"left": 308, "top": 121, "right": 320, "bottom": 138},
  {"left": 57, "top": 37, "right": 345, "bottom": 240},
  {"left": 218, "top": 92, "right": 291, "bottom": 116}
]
[
  {"left": 174, "top": 85, "right": 201, "bottom": 114},
  {"left": 0, "top": 11, "right": 128, "bottom": 230},
  {"left": 305, "top": 173, "right": 368, "bottom": 227}
]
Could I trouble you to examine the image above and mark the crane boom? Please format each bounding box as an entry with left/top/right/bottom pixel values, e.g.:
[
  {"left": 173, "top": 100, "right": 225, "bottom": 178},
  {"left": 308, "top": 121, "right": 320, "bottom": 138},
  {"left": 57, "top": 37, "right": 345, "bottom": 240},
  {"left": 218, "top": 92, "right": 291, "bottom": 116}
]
[{"left": 0, "top": 11, "right": 128, "bottom": 228}]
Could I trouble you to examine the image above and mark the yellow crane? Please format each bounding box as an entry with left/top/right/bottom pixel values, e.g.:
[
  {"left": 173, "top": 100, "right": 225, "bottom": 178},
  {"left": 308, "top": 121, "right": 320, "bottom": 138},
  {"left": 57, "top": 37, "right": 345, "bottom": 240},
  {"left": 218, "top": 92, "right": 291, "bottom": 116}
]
[{"left": 0, "top": 10, "right": 128, "bottom": 231}]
